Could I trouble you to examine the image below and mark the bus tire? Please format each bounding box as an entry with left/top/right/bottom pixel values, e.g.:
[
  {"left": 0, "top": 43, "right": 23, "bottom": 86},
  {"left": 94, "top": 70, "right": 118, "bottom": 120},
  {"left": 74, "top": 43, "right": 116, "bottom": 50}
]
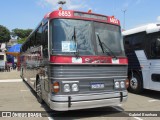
[
  {"left": 128, "top": 72, "right": 143, "bottom": 94},
  {"left": 36, "top": 78, "right": 44, "bottom": 104}
]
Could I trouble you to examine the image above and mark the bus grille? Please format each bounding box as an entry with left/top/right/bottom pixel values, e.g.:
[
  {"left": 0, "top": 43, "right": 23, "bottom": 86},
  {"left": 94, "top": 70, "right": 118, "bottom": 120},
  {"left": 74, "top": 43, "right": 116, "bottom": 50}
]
[{"left": 50, "top": 65, "right": 127, "bottom": 94}]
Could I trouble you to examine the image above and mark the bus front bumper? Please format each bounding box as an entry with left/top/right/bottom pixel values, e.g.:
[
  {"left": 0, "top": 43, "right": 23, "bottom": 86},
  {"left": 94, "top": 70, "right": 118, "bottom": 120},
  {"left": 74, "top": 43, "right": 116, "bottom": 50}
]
[{"left": 49, "top": 91, "right": 127, "bottom": 111}]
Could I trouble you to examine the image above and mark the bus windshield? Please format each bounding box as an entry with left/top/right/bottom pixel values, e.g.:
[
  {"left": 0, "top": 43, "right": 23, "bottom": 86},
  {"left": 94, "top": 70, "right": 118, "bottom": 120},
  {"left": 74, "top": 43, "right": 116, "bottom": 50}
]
[
  {"left": 51, "top": 19, "right": 125, "bottom": 56},
  {"left": 94, "top": 22, "right": 125, "bottom": 56}
]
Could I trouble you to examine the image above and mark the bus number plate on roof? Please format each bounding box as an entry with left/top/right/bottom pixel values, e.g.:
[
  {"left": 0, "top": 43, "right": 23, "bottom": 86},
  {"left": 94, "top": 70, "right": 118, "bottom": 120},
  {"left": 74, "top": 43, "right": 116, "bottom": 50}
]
[
  {"left": 58, "top": 11, "right": 71, "bottom": 17},
  {"left": 108, "top": 17, "right": 120, "bottom": 25},
  {"left": 91, "top": 83, "right": 105, "bottom": 89}
]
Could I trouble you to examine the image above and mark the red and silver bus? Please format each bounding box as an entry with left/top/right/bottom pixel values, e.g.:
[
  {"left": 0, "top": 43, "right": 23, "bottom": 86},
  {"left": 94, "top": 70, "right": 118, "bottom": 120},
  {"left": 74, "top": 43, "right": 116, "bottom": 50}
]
[{"left": 20, "top": 9, "right": 128, "bottom": 111}]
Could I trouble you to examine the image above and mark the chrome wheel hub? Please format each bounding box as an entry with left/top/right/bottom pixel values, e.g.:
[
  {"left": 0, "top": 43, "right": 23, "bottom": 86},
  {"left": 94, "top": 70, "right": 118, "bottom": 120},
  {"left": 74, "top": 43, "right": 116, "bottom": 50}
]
[{"left": 130, "top": 77, "right": 138, "bottom": 89}]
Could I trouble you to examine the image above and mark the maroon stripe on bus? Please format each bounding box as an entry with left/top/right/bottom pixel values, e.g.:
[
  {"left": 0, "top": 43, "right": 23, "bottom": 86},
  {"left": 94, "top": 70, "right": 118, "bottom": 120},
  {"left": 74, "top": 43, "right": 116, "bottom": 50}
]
[{"left": 50, "top": 56, "right": 128, "bottom": 65}]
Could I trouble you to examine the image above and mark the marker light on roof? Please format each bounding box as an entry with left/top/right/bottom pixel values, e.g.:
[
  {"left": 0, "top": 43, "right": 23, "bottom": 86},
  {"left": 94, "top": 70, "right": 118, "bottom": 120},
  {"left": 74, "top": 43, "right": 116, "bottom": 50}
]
[
  {"left": 88, "top": 9, "right": 92, "bottom": 13},
  {"left": 59, "top": 7, "right": 62, "bottom": 10}
]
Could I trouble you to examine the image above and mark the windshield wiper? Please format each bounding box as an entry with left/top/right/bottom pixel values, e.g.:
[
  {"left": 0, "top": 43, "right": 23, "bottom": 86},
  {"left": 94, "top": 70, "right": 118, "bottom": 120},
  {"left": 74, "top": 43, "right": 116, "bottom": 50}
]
[
  {"left": 96, "top": 33, "right": 105, "bottom": 53},
  {"left": 96, "top": 33, "right": 117, "bottom": 59},
  {"left": 72, "top": 26, "right": 79, "bottom": 58}
]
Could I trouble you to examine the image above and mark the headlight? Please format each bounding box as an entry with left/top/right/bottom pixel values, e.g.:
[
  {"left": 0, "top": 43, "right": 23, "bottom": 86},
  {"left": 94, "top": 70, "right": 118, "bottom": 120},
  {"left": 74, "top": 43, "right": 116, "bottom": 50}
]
[
  {"left": 64, "top": 84, "right": 70, "bottom": 92},
  {"left": 120, "top": 81, "right": 125, "bottom": 88},
  {"left": 115, "top": 81, "right": 120, "bottom": 89},
  {"left": 72, "top": 84, "right": 79, "bottom": 92}
]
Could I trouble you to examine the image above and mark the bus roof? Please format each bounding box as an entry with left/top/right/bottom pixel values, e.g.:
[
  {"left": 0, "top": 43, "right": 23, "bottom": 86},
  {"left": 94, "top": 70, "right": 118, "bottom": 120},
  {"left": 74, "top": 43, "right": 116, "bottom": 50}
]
[
  {"left": 123, "top": 23, "right": 160, "bottom": 36},
  {"left": 21, "top": 10, "right": 121, "bottom": 47}
]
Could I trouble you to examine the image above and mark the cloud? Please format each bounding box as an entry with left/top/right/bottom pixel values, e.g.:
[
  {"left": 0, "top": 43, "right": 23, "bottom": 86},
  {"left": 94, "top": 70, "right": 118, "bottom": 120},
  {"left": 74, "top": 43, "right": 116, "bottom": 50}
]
[
  {"left": 157, "top": 16, "right": 160, "bottom": 22},
  {"left": 37, "top": 0, "right": 89, "bottom": 10}
]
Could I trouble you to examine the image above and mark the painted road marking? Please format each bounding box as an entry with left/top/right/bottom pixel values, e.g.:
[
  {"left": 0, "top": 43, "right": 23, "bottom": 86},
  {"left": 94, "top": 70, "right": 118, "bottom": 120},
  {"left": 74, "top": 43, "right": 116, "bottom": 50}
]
[
  {"left": 48, "top": 117, "right": 54, "bottom": 120},
  {"left": 112, "top": 106, "right": 143, "bottom": 120},
  {"left": 148, "top": 99, "right": 159, "bottom": 102},
  {"left": 0, "top": 79, "right": 22, "bottom": 83},
  {"left": 134, "top": 117, "right": 143, "bottom": 120},
  {"left": 20, "top": 90, "right": 30, "bottom": 92}
]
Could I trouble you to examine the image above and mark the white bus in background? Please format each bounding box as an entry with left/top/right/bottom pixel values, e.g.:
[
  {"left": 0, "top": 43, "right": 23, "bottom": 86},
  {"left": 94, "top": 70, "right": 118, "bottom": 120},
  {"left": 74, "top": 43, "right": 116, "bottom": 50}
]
[
  {"left": 123, "top": 23, "right": 160, "bottom": 93},
  {"left": 0, "top": 52, "right": 6, "bottom": 71}
]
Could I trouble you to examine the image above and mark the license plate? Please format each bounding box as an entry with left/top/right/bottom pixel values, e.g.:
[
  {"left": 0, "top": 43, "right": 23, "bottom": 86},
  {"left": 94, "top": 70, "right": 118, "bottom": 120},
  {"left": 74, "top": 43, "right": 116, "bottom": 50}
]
[{"left": 91, "top": 83, "right": 105, "bottom": 89}]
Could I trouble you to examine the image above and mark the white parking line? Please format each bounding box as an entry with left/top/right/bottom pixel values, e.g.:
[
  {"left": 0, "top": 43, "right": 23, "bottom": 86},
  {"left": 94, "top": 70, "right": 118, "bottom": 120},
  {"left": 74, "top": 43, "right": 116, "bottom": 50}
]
[
  {"left": 48, "top": 117, "right": 54, "bottom": 120},
  {"left": 112, "top": 106, "right": 143, "bottom": 120},
  {"left": 134, "top": 117, "right": 143, "bottom": 120},
  {"left": 112, "top": 106, "right": 123, "bottom": 112},
  {"left": 148, "top": 99, "right": 159, "bottom": 102},
  {"left": 0, "top": 79, "right": 22, "bottom": 83},
  {"left": 20, "top": 90, "right": 30, "bottom": 92}
]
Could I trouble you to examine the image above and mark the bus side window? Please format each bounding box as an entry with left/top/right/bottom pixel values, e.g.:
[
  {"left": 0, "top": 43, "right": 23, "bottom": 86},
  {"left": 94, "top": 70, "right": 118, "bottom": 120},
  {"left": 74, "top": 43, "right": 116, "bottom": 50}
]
[
  {"left": 35, "top": 26, "right": 42, "bottom": 46},
  {"left": 42, "top": 25, "right": 48, "bottom": 58},
  {"left": 124, "top": 36, "right": 133, "bottom": 52},
  {"left": 151, "top": 35, "right": 160, "bottom": 58}
]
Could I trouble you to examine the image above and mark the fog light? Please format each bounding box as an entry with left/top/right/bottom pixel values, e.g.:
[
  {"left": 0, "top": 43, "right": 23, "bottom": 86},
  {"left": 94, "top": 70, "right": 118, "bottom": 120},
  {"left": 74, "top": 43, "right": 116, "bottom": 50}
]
[
  {"left": 64, "top": 84, "right": 70, "bottom": 92},
  {"left": 72, "top": 84, "right": 79, "bottom": 92},
  {"left": 115, "top": 81, "right": 120, "bottom": 89},
  {"left": 120, "top": 81, "right": 125, "bottom": 88}
]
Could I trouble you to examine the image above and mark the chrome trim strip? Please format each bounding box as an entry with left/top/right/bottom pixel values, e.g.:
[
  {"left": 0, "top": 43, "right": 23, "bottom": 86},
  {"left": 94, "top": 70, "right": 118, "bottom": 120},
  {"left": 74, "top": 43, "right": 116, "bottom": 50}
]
[
  {"left": 49, "top": 76, "right": 127, "bottom": 80},
  {"left": 62, "top": 81, "right": 79, "bottom": 83},
  {"left": 49, "top": 96, "right": 127, "bottom": 111},
  {"left": 50, "top": 63, "right": 128, "bottom": 65},
  {"left": 51, "top": 91, "right": 128, "bottom": 102},
  {"left": 48, "top": 20, "right": 50, "bottom": 61}
]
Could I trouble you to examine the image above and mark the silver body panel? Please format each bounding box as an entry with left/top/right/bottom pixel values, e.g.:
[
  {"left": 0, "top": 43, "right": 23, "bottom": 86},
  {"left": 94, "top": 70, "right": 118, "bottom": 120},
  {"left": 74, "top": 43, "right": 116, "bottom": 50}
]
[
  {"left": 50, "top": 91, "right": 127, "bottom": 111},
  {"left": 21, "top": 63, "right": 128, "bottom": 111}
]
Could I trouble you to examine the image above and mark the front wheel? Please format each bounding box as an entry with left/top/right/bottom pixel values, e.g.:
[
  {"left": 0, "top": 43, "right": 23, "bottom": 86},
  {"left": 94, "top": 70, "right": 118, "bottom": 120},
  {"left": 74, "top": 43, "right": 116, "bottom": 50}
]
[
  {"left": 36, "top": 79, "right": 44, "bottom": 104},
  {"left": 128, "top": 72, "right": 143, "bottom": 94}
]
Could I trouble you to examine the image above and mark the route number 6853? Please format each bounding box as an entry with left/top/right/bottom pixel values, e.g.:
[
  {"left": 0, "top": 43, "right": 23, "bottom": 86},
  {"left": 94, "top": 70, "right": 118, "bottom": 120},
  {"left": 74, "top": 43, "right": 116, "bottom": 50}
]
[{"left": 58, "top": 11, "right": 71, "bottom": 17}]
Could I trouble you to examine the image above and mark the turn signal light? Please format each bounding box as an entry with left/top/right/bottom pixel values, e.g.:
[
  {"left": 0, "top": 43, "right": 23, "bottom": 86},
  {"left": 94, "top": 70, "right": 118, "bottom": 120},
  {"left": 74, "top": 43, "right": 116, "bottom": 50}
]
[
  {"left": 52, "top": 82, "right": 60, "bottom": 93},
  {"left": 125, "top": 79, "right": 129, "bottom": 89}
]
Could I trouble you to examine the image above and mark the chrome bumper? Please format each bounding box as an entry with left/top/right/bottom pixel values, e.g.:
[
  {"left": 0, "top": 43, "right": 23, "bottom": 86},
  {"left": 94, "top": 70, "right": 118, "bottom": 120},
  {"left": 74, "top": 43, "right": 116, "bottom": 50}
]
[{"left": 49, "top": 91, "right": 128, "bottom": 111}]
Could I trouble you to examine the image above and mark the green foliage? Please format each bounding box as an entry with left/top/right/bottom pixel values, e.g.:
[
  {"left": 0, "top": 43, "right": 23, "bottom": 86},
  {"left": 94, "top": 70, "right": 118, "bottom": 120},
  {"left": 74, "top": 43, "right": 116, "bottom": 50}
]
[
  {"left": 11, "top": 28, "right": 32, "bottom": 44},
  {"left": 17, "top": 37, "right": 27, "bottom": 44},
  {"left": 0, "top": 25, "right": 11, "bottom": 43},
  {"left": 11, "top": 28, "right": 32, "bottom": 39}
]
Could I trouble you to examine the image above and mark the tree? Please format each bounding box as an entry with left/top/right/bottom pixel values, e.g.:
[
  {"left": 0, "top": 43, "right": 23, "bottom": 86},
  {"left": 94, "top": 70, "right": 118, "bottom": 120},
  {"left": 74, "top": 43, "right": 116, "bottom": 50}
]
[
  {"left": 17, "top": 37, "right": 27, "bottom": 44},
  {"left": 11, "top": 28, "right": 32, "bottom": 39},
  {"left": 0, "top": 25, "right": 11, "bottom": 43}
]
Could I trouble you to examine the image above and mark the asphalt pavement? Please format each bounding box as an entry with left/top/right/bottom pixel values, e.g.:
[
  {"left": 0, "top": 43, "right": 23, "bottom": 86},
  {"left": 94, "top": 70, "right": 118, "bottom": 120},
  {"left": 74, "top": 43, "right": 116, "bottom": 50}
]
[{"left": 0, "top": 70, "right": 21, "bottom": 80}]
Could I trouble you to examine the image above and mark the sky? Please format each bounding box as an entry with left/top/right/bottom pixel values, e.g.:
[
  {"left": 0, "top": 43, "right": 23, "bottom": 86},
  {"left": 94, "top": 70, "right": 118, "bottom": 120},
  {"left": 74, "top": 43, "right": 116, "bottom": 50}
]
[{"left": 0, "top": 0, "right": 160, "bottom": 31}]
